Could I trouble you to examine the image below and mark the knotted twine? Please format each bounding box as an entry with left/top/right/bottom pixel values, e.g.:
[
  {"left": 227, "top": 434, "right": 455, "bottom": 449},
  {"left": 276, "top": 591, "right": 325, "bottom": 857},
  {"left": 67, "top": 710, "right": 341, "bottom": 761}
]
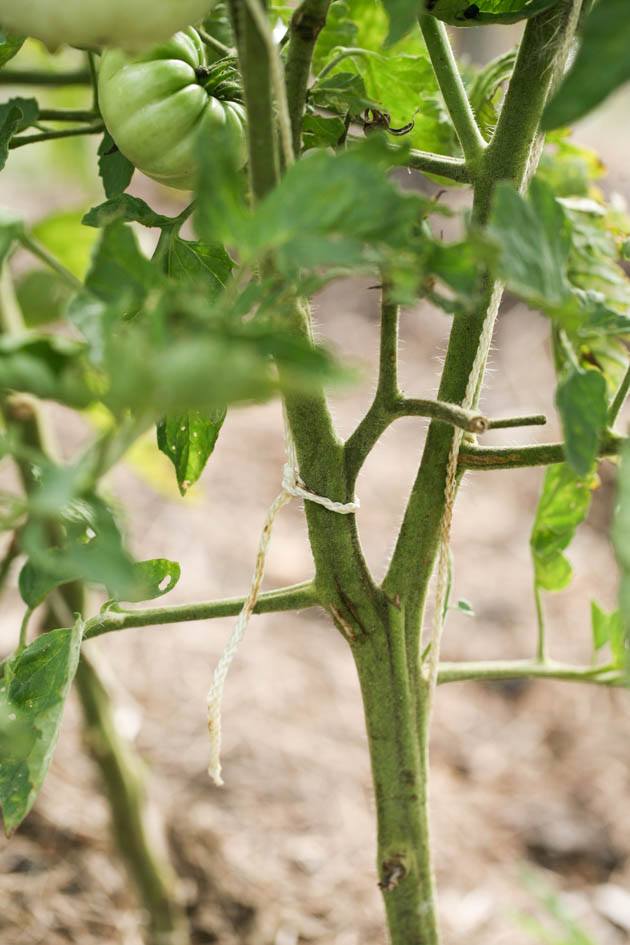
[{"left": 206, "top": 427, "right": 359, "bottom": 785}]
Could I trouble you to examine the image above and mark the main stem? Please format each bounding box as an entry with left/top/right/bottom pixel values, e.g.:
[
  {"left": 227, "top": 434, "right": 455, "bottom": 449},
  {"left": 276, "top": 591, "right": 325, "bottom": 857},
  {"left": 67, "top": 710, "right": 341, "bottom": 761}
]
[
  {"left": 229, "top": 4, "right": 438, "bottom": 940},
  {"left": 380, "top": 5, "right": 583, "bottom": 942}
]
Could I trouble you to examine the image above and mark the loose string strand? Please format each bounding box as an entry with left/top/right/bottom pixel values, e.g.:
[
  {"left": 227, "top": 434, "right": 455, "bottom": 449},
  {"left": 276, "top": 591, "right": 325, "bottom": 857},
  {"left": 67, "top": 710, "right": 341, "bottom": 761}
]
[
  {"left": 424, "top": 285, "right": 503, "bottom": 709},
  {"left": 206, "top": 415, "right": 359, "bottom": 785}
]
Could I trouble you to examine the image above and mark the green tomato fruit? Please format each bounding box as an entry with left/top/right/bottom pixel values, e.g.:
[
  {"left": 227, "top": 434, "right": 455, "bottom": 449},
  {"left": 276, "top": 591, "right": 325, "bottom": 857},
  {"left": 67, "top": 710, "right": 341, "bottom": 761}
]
[
  {"left": 0, "top": 0, "right": 213, "bottom": 49},
  {"left": 98, "top": 29, "right": 247, "bottom": 191}
]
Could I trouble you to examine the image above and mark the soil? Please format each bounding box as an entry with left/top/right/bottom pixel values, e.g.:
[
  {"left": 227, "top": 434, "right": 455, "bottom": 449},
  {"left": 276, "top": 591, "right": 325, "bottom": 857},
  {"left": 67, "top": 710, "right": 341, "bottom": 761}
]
[{"left": 1, "top": 59, "right": 630, "bottom": 945}]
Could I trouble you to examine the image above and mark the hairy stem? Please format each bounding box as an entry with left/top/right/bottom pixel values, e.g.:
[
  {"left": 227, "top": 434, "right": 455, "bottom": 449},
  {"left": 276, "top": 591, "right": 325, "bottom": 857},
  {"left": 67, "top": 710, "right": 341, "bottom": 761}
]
[
  {"left": 378, "top": 7, "right": 584, "bottom": 940},
  {"left": 417, "top": 16, "right": 485, "bottom": 164},
  {"left": 459, "top": 434, "right": 625, "bottom": 470},
  {"left": 285, "top": 0, "right": 332, "bottom": 153},
  {"left": 438, "top": 658, "right": 625, "bottom": 687},
  {"left": 385, "top": 0, "right": 584, "bottom": 622},
  {"left": 84, "top": 581, "right": 319, "bottom": 640},
  {"left": 353, "top": 606, "right": 439, "bottom": 945}
]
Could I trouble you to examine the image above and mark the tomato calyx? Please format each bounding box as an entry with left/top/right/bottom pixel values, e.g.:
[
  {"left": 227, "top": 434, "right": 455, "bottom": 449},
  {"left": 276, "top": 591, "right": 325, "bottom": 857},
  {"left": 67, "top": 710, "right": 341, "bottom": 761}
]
[{"left": 196, "top": 57, "right": 244, "bottom": 104}]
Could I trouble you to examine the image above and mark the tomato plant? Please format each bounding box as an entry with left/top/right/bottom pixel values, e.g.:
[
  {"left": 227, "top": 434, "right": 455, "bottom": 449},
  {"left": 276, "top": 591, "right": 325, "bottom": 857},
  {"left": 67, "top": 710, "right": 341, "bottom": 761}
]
[{"left": 0, "top": 1, "right": 629, "bottom": 944}]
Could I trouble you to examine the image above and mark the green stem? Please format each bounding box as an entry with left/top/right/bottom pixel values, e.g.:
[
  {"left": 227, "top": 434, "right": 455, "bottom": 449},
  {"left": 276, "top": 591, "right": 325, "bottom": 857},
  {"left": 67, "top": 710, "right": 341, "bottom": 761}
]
[
  {"left": 353, "top": 606, "right": 439, "bottom": 945},
  {"left": 37, "top": 109, "right": 99, "bottom": 122},
  {"left": 87, "top": 52, "right": 99, "bottom": 113},
  {"left": 84, "top": 581, "right": 319, "bottom": 640},
  {"left": 608, "top": 362, "right": 630, "bottom": 427},
  {"left": 417, "top": 16, "right": 485, "bottom": 165},
  {"left": 10, "top": 123, "right": 104, "bottom": 149},
  {"left": 345, "top": 395, "right": 509, "bottom": 487},
  {"left": 229, "top": 0, "right": 279, "bottom": 197},
  {"left": 459, "top": 434, "right": 625, "bottom": 470},
  {"left": 385, "top": 0, "right": 584, "bottom": 619},
  {"left": 0, "top": 270, "right": 189, "bottom": 945},
  {"left": 19, "top": 234, "right": 83, "bottom": 291},
  {"left": 437, "top": 658, "right": 624, "bottom": 686},
  {"left": 285, "top": 0, "right": 332, "bottom": 153},
  {"left": 231, "top": 0, "right": 379, "bottom": 612},
  {"left": 197, "top": 27, "right": 235, "bottom": 58},
  {"left": 347, "top": 136, "right": 470, "bottom": 181},
  {"left": 18, "top": 607, "right": 33, "bottom": 652},
  {"left": 0, "top": 532, "right": 20, "bottom": 601},
  {"left": 487, "top": 413, "right": 547, "bottom": 430},
  {"left": 73, "top": 652, "right": 190, "bottom": 945},
  {"left": 534, "top": 583, "right": 546, "bottom": 662},
  {"left": 406, "top": 148, "right": 469, "bottom": 181},
  {"left": 0, "top": 69, "right": 91, "bottom": 86},
  {"left": 315, "top": 46, "right": 374, "bottom": 81}
]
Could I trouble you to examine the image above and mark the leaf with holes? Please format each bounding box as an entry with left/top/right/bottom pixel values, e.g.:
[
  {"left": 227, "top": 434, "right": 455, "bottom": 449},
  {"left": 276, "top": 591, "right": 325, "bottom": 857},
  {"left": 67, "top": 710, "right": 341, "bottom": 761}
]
[
  {"left": 157, "top": 408, "right": 226, "bottom": 495},
  {"left": 0, "top": 619, "right": 83, "bottom": 835}
]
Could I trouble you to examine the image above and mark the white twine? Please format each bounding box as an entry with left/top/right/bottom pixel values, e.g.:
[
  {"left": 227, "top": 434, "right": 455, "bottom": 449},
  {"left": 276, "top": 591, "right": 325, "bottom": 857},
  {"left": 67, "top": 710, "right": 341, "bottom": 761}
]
[{"left": 206, "top": 428, "right": 359, "bottom": 785}]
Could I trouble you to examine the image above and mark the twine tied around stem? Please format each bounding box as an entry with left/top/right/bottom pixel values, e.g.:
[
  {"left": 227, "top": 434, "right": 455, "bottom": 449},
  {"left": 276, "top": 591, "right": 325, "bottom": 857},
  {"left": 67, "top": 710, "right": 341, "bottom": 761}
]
[{"left": 206, "top": 429, "right": 359, "bottom": 785}]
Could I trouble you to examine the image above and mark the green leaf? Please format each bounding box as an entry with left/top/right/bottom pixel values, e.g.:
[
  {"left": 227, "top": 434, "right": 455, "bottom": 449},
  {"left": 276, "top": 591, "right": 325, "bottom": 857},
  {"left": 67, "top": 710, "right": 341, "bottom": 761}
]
[
  {"left": 302, "top": 113, "right": 346, "bottom": 151},
  {"left": 0, "top": 97, "right": 38, "bottom": 170},
  {"left": 543, "top": 0, "right": 630, "bottom": 130},
  {"left": 537, "top": 133, "right": 605, "bottom": 199},
  {"left": 424, "top": 0, "right": 559, "bottom": 27},
  {"left": 425, "top": 239, "right": 484, "bottom": 296},
  {"left": 308, "top": 71, "right": 372, "bottom": 116},
  {"left": 487, "top": 179, "right": 571, "bottom": 311},
  {"left": 590, "top": 600, "right": 624, "bottom": 661},
  {"left": 313, "top": 50, "right": 458, "bottom": 157},
  {"left": 455, "top": 598, "right": 475, "bottom": 617},
  {"left": 32, "top": 210, "right": 98, "bottom": 281},
  {"left": 97, "top": 131, "right": 134, "bottom": 198},
  {"left": 555, "top": 367, "right": 608, "bottom": 477},
  {"left": 19, "top": 493, "right": 137, "bottom": 607},
  {"left": 15, "top": 270, "right": 72, "bottom": 328},
  {"left": 245, "top": 137, "right": 429, "bottom": 277},
  {"left": 157, "top": 408, "right": 226, "bottom": 495},
  {"left": 0, "top": 33, "right": 24, "bottom": 69},
  {"left": 116, "top": 558, "right": 181, "bottom": 602},
  {"left": 163, "top": 237, "right": 233, "bottom": 296},
  {"left": 85, "top": 222, "right": 160, "bottom": 308},
  {"left": 312, "top": 1, "right": 359, "bottom": 73},
  {"left": 0, "top": 334, "right": 95, "bottom": 408},
  {"left": 383, "top": 0, "right": 419, "bottom": 45},
  {"left": 468, "top": 47, "right": 517, "bottom": 140},
  {"left": 195, "top": 121, "right": 249, "bottom": 248},
  {"left": 530, "top": 463, "right": 595, "bottom": 593},
  {"left": 83, "top": 195, "right": 175, "bottom": 230},
  {"left": 0, "top": 619, "right": 83, "bottom": 835}
]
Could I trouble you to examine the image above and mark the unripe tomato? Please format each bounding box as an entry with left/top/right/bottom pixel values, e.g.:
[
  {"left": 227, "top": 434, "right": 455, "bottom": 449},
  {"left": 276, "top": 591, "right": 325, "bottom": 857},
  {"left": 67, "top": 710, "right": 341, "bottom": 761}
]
[
  {"left": 0, "top": 0, "right": 213, "bottom": 50},
  {"left": 98, "top": 29, "right": 247, "bottom": 190}
]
